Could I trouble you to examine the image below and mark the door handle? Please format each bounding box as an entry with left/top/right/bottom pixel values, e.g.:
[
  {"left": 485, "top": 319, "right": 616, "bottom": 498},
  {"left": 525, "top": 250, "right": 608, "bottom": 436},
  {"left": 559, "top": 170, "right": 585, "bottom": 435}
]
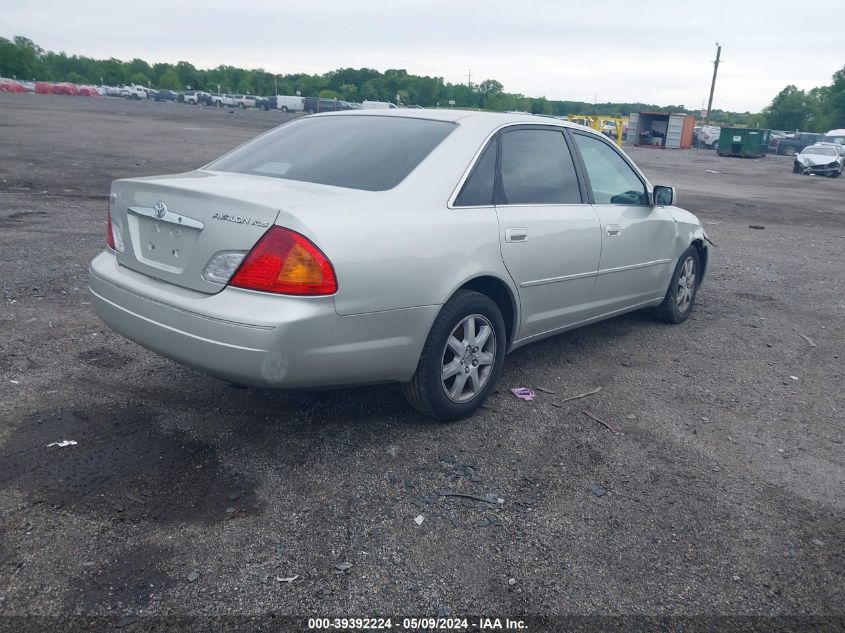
[
  {"left": 606, "top": 224, "right": 622, "bottom": 237},
  {"left": 506, "top": 227, "right": 528, "bottom": 242}
]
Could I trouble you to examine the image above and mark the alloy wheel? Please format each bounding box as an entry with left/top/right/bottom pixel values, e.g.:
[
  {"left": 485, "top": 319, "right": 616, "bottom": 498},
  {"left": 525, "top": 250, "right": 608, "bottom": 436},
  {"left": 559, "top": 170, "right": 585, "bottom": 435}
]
[
  {"left": 440, "top": 314, "right": 496, "bottom": 403},
  {"left": 676, "top": 256, "right": 697, "bottom": 312}
]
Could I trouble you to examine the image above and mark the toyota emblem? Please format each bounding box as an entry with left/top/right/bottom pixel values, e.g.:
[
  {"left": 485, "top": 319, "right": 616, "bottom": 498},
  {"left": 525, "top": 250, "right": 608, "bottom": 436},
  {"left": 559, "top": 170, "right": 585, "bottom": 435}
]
[{"left": 153, "top": 201, "right": 167, "bottom": 219}]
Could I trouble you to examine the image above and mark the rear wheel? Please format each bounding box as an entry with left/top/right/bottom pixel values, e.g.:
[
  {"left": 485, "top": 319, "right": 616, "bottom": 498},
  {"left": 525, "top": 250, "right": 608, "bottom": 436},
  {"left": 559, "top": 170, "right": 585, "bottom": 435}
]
[
  {"left": 783, "top": 146, "right": 797, "bottom": 156},
  {"left": 655, "top": 246, "right": 701, "bottom": 324},
  {"left": 281, "top": 106, "right": 289, "bottom": 112},
  {"left": 403, "top": 290, "right": 506, "bottom": 422},
  {"left": 239, "top": 102, "right": 245, "bottom": 109}
]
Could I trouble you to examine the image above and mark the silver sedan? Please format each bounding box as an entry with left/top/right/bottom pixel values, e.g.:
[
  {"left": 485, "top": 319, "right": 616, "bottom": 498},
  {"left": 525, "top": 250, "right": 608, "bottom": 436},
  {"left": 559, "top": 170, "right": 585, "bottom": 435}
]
[{"left": 89, "top": 110, "right": 708, "bottom": 420}]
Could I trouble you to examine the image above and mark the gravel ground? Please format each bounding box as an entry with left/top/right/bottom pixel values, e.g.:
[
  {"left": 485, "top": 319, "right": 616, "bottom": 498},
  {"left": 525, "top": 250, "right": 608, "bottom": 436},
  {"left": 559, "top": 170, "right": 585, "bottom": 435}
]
[{"left": 0, "top": 94, "right": 843, "bottom": 631}]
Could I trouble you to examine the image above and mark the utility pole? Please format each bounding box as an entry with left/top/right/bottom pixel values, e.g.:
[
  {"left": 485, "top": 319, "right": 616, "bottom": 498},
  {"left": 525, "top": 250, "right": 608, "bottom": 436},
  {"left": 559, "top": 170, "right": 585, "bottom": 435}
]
[
  {"left": 467, "top": 69, "right": 472, "bottom": 88},
  {"left": 704, "top": 43, "right": 721, "bottom": 125}
]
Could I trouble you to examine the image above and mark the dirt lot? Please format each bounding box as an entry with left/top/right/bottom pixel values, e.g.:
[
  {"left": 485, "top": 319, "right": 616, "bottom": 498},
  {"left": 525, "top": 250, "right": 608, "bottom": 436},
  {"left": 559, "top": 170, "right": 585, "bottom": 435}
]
[{"left": 0, "top": 94, "right": 843, "bottom": 631}]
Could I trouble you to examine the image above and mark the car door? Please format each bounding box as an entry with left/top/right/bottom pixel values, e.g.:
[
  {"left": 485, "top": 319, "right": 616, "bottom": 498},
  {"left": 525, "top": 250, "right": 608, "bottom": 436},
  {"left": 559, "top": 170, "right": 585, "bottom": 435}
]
[
  {"left": 569, "top": 131, "right": 676, "bottom": 314},
  {"left": 489, "top": 126, "right": 602, "bottom": 340}
]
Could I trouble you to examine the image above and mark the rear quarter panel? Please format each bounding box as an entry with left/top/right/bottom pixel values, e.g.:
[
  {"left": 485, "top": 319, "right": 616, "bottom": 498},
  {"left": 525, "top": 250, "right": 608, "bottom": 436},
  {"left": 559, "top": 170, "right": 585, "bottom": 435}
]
[{"left": 295, "top": 117, "right": 517, "bottom": 318}]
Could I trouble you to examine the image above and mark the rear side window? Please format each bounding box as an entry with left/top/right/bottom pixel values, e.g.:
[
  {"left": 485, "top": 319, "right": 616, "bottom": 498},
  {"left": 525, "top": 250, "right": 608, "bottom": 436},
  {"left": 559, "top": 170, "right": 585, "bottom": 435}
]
[
  {"left": 572, "top": 133, "right": 648, "bottom": 205},
  {"left": 208, "top": 116, "right": 455, "bottom": 191},
  {"left": 454, "top": 137, "right": 497, "bottom": 207},
  {"left": 499, "top": 129, "right": 581, "bottom": 205}
]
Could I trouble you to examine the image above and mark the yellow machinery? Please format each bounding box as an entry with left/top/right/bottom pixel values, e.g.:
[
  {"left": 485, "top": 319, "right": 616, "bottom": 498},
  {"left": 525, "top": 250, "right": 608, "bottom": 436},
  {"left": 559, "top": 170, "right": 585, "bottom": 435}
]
[{"left": 566, "top": 115, "right": 628, "bottom": 145}]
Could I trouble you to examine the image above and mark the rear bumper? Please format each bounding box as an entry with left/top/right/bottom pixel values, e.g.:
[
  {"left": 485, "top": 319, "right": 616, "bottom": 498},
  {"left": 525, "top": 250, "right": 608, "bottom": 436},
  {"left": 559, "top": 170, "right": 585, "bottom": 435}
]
[{"left": 88, "top": 251, "right": 436, "bottom": 388}]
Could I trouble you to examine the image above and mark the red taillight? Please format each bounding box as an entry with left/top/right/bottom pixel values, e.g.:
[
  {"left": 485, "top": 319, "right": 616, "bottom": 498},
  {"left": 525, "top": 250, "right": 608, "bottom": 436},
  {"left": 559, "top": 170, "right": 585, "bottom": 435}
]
[
  {"left": 230, "top": 226, "right": 337, "bottom": 296},
  {"left": 106, "top": 208, "right": 116, "bottom": 250}
]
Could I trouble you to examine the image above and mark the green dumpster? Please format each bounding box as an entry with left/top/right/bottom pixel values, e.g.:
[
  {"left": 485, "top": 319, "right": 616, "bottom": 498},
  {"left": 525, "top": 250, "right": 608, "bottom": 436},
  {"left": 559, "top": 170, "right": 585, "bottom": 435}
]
[{"left": 717, "top": 127, "right": 771, "bottom": 158}]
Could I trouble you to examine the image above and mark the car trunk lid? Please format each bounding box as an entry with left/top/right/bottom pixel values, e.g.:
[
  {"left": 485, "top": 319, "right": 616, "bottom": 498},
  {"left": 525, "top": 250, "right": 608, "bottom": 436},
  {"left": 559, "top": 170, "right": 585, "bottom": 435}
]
[{"left": 110, "top": 170, "right": 344, "bottom": 293}]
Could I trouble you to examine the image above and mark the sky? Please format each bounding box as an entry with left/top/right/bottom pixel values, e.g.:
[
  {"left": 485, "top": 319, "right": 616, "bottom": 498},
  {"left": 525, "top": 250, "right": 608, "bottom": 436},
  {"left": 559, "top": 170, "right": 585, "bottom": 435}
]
[{"left": 2, "top": 0, "right": 843, "bottom": 112}]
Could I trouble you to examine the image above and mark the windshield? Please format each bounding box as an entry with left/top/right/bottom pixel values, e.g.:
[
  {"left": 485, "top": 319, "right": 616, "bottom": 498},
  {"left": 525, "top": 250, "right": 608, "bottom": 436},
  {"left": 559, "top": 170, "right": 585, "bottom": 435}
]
[
  {"left": 803, "top": 147, "right": 836, "bottom": 156},
  {"left": 207, "top": 115, "right": 455, "bottom": 191}
]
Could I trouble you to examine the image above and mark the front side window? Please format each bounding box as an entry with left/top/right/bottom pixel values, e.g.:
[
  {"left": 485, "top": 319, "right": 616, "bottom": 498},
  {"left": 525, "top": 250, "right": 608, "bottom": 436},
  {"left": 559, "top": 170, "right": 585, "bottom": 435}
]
[
  {"left": 499, "top": 129, "right": 581, "bottom": 205},
  {"left": 207, "top": 116, "right": 455, "bottom": 191},
  {"left": 572, "top": 133, "right": 648, "bottom": 205}
]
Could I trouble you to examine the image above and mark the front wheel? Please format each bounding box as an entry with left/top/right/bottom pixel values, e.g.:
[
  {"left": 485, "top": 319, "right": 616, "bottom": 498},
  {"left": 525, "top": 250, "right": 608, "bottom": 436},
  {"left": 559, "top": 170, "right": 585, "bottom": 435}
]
[
  {"left": 655, "top": 246, "right": 701, "bottom": 324},
  {"left": 402, "top": 290, "right": 506, "bottom": 421}
]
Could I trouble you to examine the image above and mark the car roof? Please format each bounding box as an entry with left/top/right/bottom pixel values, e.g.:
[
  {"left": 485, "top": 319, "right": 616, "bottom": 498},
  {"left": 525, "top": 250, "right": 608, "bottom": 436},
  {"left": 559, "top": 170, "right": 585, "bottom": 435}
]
[{"left": 313, "top": 108, "right": 596, "bottom": 133}]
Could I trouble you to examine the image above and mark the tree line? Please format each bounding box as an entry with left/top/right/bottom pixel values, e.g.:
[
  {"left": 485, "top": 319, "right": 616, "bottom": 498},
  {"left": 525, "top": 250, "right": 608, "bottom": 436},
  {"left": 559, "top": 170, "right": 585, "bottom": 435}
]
[
  {"left": 3, "top": 35, "right": 756, "bottom": 123},
  {"left": 749, "top": 67, "right": 845, "bottom": 132}
]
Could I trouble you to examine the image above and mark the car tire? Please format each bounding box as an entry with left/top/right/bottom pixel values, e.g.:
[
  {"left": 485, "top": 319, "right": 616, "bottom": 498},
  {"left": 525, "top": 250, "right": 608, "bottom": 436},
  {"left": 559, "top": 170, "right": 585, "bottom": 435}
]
[
  {"left": 793, "top": 163, "right": 802, "bottom": 174},
  {"left": 783, "top": 146, "right": 797, "bottom": 156},
  {"left": 281, "top": 106, "right": 289, "bottom": 112},
  {"left": 239, "top": 102, "right": 245, "bottom": 109},
  {"left": 655, "top": 246, "right": 701, "bottom": 324},
  {"left": 402, "top": 290, "right": 506, "bottom": 422}
]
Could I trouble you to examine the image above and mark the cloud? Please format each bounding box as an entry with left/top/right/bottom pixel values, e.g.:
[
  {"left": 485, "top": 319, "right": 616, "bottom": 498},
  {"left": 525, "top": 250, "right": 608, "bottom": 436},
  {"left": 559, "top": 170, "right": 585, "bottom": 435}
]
[{"left": 1, "top": 0, "right": 840, "bottom": 111}]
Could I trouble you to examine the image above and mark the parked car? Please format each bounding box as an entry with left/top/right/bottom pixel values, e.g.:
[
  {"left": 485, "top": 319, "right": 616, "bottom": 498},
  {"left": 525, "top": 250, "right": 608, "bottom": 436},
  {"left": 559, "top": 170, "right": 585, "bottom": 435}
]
[
  {"left": 697, "top": 125, "right": 721, "bottom": 149},
  {"left": 769, "top": 132, "right": 823, "bottom": 156},
  {"left": 362, "top": 100, "right": 398, "bottom": 109},
  {"left": 792, "top": 144, "right": 844, "bottom": 177},
  {"left": 302, "top": 97, "right": 354, "bottom": 113},
  {"left": 275, "top": 95, "right": 304, "bottom": 112},
  {"left": 122, "top": 85, "right": 150, "bottom": 100},
  {"left": 224, "top": 94, "right": 254, "bottom": 109},
  {"left": 0, "top": 80, "right": 27, "bottom": 93},
  {"left": 183, "top": 90, "right": 210, "bottom": 105},
  {"left": 212, "top": 93, "right": 235, "bottom": 107},
  {"left": 154, "top": 89, "right": 179, "bottom": 102},
  {"left": 252, "top": 95, "right": 270, "bottom": 110},
  {"left": 52, "top": 83, "right": 79, "bottom": 96},
  {"left": 89, "top": 110, "right": 708, "bottom": 421}
]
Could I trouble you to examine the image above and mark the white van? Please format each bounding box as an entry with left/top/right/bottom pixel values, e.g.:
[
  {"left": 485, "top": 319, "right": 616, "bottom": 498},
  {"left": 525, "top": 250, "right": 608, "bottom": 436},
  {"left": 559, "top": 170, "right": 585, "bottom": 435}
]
[
  {"left": 822, "top": 129, "right": 845, "bottom": 148},
  {"left": 276, "top": 95, "right": 304, "bottom": 112},
  {"left": 361, "top": 100, "right": 398, "bottom": 109}
]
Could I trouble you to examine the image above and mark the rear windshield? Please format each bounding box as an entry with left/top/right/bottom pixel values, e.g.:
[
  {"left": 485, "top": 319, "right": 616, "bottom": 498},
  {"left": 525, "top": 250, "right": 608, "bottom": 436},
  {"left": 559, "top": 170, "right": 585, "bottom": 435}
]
[{"left": 207, "top": 115, "right": 456, "bottom": 191}]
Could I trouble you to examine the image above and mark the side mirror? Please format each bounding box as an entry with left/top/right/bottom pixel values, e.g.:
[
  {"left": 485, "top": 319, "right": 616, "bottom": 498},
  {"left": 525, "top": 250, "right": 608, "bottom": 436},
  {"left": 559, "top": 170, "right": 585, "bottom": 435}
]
[{"left": 653, "top": 185, "right": 675, "bottom": 206}]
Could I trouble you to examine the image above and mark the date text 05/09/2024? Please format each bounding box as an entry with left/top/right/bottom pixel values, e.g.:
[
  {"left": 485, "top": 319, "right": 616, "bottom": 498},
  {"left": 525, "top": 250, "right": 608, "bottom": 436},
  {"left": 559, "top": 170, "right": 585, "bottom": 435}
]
[{"left": 307, "top": 617, "right": 528, "bottom": 630}]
